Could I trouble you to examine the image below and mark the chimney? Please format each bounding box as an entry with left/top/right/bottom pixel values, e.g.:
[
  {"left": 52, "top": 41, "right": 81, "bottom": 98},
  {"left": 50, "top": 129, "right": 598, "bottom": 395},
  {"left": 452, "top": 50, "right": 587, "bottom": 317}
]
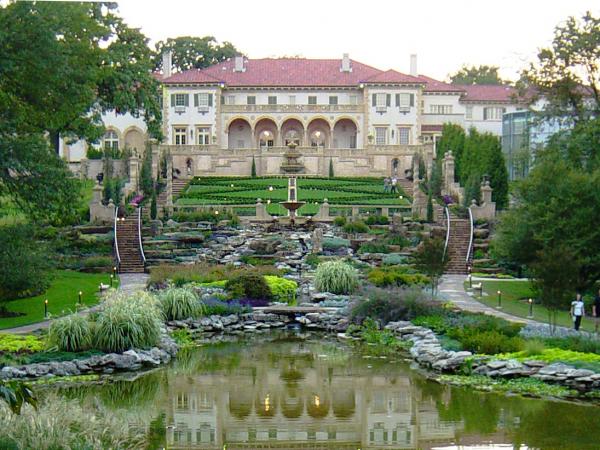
[
  {"left": 341, "top": 53, "right": 352, "bottom": 72},
  {"left": 162, "top": 50, "right": 172, "bottom": 79},
  {"left": 410, "top": 54, "right": 418, "bottom": 77},
  {"left": 234, "top": 55, "right": 245, "bottom": 72}
]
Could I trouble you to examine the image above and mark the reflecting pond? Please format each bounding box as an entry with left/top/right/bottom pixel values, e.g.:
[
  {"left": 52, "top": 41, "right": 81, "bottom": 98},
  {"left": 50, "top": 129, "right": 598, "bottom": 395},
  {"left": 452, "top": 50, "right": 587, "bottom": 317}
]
[{"left": 42, "top": 331, "right": 600, "bottom": 449}]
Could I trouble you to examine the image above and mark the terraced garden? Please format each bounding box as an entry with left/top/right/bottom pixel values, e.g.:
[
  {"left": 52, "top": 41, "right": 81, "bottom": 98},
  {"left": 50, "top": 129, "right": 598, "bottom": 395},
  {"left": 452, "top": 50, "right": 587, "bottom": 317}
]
[{"left": 175, "top": 177, "right": 411, "bottom": 216}]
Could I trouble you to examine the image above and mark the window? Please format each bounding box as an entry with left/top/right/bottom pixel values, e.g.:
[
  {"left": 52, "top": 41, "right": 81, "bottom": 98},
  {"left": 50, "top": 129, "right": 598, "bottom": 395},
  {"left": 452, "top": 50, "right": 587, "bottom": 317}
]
[
  {"left": 197, "top": 93, "right": 209, "bottom": 107},
  {"left": 375, "top": 127, "right": 387, "bottom": 145},
  {"left": 429, "top": 104, "right": 453, "bottom": 114},
  {"left": 103, "top": 130, "right": 119, "bottom": 151},
  {"left": 484, "top": 107, "right": 506, "bottom": 121},
  {"left": 289, "top": 95, "right": 296, "bottom": 105},
  {"left": 196, "top": 126, "right": 211, "bottom": 145},
  {"left": 465, "top": 105, "right": 473, "bottom": 120},
  {"left": 349, "top": 94, "right": 359, "bottom": 105},
  {"left": 308, "top": 95, "right": 317, "bottom": 105},
  {"left": 268, "top": 96, "right": 277, "bottom": 105},
  {"left": 397, "top": 93, "right": 411, "bottom": 109},
  {"left": 398, "top": 127, "right": 410, "bottom": 145},
  {"left": 329, "top": 95, "right": 338, "bottom": 105},
  {"left": 246, "top": 95, "right": 256, "bottom": 105},
  {"left": 174, "top": 127, "right": 187, "bottom": 145},
  {"left": 175, "top": 94, "right": 188, "bottom": 107},
  {"left": 226, "top": 95, "right": 235, "bottom": 105},
  {"left": 376, "top": 93, "right": 387, "bottom": 107}
]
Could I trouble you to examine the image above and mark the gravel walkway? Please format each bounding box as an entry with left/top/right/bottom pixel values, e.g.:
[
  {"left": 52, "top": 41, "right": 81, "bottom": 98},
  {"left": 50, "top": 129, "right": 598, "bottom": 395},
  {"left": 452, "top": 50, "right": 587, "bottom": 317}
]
[{"left": 438, "top": 274, "right": 536, "bottom": 325}]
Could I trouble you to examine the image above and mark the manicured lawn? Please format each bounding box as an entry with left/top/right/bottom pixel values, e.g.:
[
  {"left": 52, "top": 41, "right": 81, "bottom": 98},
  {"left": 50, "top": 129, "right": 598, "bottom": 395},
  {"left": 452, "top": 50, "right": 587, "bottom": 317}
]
[
  {"left": 0, "top": 270, "right": 119, "bottom": 330},
  {"left": 468, "top": 279, "right": 596, "bottom": 331},
  {"left": 176, "top": 177, "right": 411, "bottom": 214}
]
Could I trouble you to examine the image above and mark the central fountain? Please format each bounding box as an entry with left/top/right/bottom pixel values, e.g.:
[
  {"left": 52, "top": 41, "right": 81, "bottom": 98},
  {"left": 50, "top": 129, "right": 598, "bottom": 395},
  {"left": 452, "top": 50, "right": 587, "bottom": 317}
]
[
  {"left": 279, "top": 176, "right": 306, "bottom": 226},
  {"left": 280, "top": 141, "right": 305, "bottom": 174}
]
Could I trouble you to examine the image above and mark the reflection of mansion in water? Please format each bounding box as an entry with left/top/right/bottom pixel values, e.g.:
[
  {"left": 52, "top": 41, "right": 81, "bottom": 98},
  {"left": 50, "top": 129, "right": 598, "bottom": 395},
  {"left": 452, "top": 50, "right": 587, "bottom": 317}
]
[{"left": 164, "top": 347, "right": 463, "bottom": 449}]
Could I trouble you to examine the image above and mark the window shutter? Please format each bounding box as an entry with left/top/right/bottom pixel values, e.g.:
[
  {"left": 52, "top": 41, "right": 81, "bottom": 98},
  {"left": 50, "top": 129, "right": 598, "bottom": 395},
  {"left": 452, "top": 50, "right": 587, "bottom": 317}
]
[
  {"left": 395, "top": 94, "right": 400, "bottom": 107},
  {"left": 386, "top": 94, "right": 391, "bottom": 107},
  {"left": 170, "top": 94, "right": 175, "bottom": 107},
  {"left": 194, "top": 94, "right": 199, "bottom": 107},
  {"left": 184, "top": 94, "right": 189, "bottom": 107},
  {"left": 483, "top": 108, "right": 487, "bottom": 120},
  {"left": 409, "top": 94, "right": 414, "bottom": 107},
  {"left": 208, "top": 94, "right": 213, "bottom": 107},
  {"left": 372, "top": 94, "right": 376, "bottom": 107},
  {"left": 221, "top": 95, "right": 225, "bottom": 105}
]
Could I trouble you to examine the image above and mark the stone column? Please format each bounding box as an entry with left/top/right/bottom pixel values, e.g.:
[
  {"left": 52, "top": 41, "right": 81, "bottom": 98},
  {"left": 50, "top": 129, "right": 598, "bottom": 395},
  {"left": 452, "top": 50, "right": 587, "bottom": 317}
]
[
  {"left": 481, "top": 180, "right": 493, "bottom": 205},
  {"left": 128, "top": 155, "right": 140, "bottom": 191}
]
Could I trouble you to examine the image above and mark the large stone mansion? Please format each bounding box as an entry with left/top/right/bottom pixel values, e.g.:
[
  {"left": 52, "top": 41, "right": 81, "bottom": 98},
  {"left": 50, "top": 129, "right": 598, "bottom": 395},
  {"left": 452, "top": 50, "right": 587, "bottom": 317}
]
[{"left": 61, "top": 54, "right": 521, "bottom": 179}]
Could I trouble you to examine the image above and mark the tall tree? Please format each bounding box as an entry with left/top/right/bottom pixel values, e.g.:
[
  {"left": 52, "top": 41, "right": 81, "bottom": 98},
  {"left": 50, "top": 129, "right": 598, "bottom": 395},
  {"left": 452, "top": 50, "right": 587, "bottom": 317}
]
[
  {"left": 0, "top": 2, "right": 161, "bottom": 221},
  {"left": 436, "top": 123, "right": 466, "bottom": 182},
  {"left": 520, "top": 11, "right": 600, "bottom": 124},
  {"left": 449, "top": 65, "right": 504, "bottom": 85},
  {"left": 153, "top": 36, "right": 240, "bottom": 72},
  {"left": 413, "top": 237, "right": 449, "bottom": 299}
]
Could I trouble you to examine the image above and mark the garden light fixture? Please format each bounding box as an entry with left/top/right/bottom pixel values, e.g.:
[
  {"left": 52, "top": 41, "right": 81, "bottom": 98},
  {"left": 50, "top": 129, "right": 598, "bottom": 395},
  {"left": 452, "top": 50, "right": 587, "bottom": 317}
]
[
  {"left": 78, "top": 290, "right": 83, "bottom": 305},
  {"left": 497, "top": 290, "right": 502, "bottom": 309},
  {"left": 528, "top": 298, "right": 534, "bottom": 318},
  {"left": 44, "top": 299, "right": 48, "bottom": 318}
]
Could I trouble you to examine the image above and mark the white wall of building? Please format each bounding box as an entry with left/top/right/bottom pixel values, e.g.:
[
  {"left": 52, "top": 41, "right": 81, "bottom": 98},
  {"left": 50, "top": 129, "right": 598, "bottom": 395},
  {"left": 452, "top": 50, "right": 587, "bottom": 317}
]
[{"left": 366, "top": 87, "right": 420, "bottom": 144}]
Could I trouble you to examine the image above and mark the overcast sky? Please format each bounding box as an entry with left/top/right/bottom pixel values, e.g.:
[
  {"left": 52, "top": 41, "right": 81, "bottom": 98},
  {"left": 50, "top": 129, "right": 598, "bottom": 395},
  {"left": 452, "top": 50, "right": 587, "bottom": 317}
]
[{"left": 116, "top": 0, "right": 598, "bottom": 82}]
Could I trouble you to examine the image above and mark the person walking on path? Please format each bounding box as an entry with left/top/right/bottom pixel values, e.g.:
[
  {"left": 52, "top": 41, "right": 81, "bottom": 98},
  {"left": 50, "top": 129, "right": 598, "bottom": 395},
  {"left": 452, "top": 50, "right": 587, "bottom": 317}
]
[
  {"left": 391, "top": 177, "right": 398, "bottom": 194},
  {"left": 593, "top": 289, "right": 600, "bottom": 333},
  {"left": 571, "top": 293, "right": 585, "bottom": 331}
]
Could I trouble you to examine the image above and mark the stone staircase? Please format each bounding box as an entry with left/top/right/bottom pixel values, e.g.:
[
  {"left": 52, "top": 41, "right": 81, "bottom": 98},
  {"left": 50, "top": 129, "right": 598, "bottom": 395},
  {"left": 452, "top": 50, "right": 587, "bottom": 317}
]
[
  {"left": 397, "top": 178, "right": 413, "bottom": 196},
  {"left": 172, "top": 178, "right": 189, "bottom": 201},
  {"left": 115, "top": 215, "right": 145, "bottom": 273},
  {"left": 444, "top": 214, "right": 472, "bottom": 275}
]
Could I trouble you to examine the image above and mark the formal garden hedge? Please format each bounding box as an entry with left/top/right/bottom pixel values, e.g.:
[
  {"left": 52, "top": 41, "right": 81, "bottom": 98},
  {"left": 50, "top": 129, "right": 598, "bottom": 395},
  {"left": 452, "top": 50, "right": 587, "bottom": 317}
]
[{"left": 175, "top": 177, "right": 411, "bottom": 216}]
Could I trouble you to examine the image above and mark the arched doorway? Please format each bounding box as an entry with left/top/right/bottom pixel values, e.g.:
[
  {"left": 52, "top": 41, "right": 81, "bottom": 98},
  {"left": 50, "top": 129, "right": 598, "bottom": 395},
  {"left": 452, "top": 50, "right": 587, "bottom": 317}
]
[
  {"left": 227, "top": 118, "right": 252, "bottom": 149},
  {"left": 254, "top": 118, "right": 278, "bottom": 148},
  {"left": 124, "top": 128, "right": 145, "bottom": 156},
  {"left": 281, "top": 118, "right": 304, "bottom": 146},
  {"left": 307, "top": 118, "right": 330, "bottom": 148},
  {"left": 332, "top": 119, "right": 357, "bottom": 149}
]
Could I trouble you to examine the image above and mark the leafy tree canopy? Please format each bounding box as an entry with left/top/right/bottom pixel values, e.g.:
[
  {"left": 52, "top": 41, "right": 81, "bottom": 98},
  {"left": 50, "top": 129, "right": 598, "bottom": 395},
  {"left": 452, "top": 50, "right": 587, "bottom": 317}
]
[
  {"left": 519, "top": 11, "right": 600, "bottom": 124},
  {"left": 153, "top": 36, "right": 240, "bottom": 72},
  {"left": 0, "top": 1, "right": 161, "bottom": 222},
  {"left": 449, "top": 65, "right": 504, "bottom": 85}
]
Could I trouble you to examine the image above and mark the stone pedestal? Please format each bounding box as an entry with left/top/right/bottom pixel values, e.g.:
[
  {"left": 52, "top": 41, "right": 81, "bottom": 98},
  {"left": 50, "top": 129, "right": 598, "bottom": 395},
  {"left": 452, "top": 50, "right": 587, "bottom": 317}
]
[
  {"left": 89, "top": 181, "right": 116, "bottom": 224},
  {"left": 470, "top": 181, "right": 496, "bottom": 220}
]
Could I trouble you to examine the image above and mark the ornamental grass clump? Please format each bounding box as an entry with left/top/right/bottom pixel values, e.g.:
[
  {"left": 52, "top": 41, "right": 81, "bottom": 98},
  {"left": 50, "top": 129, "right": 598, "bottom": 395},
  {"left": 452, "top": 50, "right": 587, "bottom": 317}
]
[
  {"left": 314, "top": 260, "right": 359, "bottom": 295},
  {"left": 47, "top": 314, "right": 92, "bottom": 352},
  {"left": 94, "top": 291, "right": 162, "bottom": 353},
  {"left": 158, "top": 287, "right": 204, "bottom": 321}
]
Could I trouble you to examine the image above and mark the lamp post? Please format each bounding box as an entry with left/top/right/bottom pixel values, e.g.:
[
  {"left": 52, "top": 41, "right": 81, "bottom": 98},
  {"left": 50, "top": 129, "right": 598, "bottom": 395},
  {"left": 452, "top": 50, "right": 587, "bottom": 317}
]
[
  {"left": 110, "top": 274, "right": 114, "bottom": 288},
  {"left": 44, "top": 299, "right": 48, "bottom": 318},
  {"left": 496, "top": 290, "right": 502, "bottom": 309},
  {"left": 113, "top": 266, "right": 117, "bottom": 278},
  {"left": 468, "top": 274, "right": 472, "bottom": 289},
  {"left": 528, "top": 298, "right": 534, "bottom": 318},
  {"left": 78, "top": 290, "right": 83, "bottom": 306}
]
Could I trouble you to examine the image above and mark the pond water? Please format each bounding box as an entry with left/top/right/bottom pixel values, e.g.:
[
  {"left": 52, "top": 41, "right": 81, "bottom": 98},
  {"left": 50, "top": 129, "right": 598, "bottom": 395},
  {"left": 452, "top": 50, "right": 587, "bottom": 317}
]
[{"left": 43, "top": 331, "right": 600, "bottom": 450}]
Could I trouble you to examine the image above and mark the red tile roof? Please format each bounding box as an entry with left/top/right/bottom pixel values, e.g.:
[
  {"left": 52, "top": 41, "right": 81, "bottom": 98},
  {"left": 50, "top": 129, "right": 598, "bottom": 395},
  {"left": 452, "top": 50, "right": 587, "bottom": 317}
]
[
  {"left": 458, "top": 84, "right": 518, "bottom": 102},
  {"left": 417, "top": 75, "right": 465, "bottom": 93},
  {"left": 362, "top": 69, "right": 424, "bottom": 84},
  {"left": 163, "top": 58, "right": 385, "bottom": 87}
]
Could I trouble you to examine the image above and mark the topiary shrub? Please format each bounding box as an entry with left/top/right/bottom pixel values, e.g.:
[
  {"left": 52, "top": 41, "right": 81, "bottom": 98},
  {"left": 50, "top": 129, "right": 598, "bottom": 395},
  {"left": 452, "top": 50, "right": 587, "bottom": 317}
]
[
  {"left": 343, "top": 220, "right": 369, "bottom": 234},
  {"left": 47, "top": 314, "right": 92, "bottom": 352},
  {"left": 264, "top": 275, "right": 297, "bottom": 304},
  {"left": 158, "top": 287, "right": 204, "bottom": 321},
  {"left": 314, "top": 260, "right": 359, "bottom": 295},
  {"left": 226, "top": 273, "right": 273, "bottom": 301},
  {"left": 94, "top": 291, "right": 162, "bottom": 353},
  {"left": 365, "top": 215, "right": 389, "bottom": 225}
]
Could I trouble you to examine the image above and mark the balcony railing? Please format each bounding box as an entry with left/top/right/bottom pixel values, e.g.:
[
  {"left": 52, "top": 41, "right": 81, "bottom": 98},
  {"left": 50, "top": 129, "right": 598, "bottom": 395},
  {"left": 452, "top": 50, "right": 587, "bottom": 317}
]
[
  {"left": 220, "top": 104, "right": 363, "bottom": 114},
  {"left": 163, "top": 144, "right": 425, "bottom": 155},
  {"left": 421, "top": 113, "right": 465, "bottom": 125}
]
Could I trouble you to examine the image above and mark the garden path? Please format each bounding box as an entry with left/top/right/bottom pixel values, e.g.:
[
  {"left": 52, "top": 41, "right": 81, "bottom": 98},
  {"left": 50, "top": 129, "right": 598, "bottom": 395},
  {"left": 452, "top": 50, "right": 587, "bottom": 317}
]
[
  {"left": 3, "top": 273, "right": 149, "bottom": 335},
  {"left": 438, "top": 275, "right": 535, "bottom": 325}
]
